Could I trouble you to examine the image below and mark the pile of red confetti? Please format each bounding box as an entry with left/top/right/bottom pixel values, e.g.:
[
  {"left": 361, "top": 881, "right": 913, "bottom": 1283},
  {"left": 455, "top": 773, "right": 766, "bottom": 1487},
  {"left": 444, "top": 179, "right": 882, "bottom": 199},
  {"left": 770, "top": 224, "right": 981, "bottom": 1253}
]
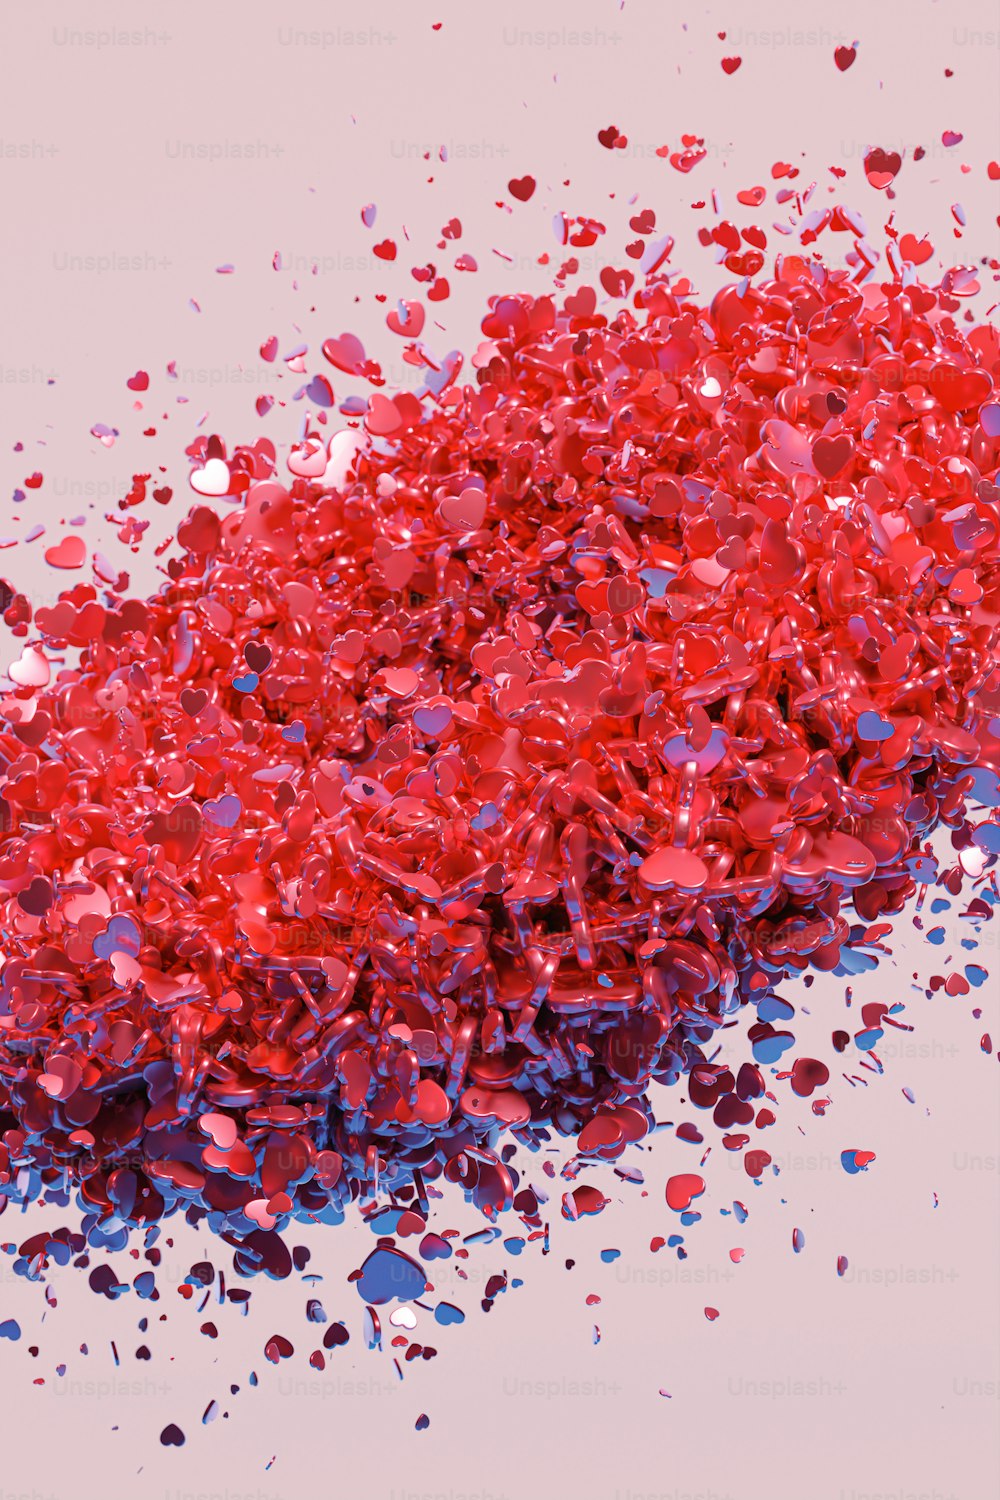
[{"left": 1, "top": 253, "right": 998, "bottom": 1272}]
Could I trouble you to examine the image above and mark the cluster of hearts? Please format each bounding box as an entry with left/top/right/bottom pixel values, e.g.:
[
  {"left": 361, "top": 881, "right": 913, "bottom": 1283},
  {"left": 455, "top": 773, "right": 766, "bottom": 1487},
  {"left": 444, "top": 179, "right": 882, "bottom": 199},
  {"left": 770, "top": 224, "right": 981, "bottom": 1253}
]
[{"left": 0, "top": 248, "right": 998, "bottom": 1291}]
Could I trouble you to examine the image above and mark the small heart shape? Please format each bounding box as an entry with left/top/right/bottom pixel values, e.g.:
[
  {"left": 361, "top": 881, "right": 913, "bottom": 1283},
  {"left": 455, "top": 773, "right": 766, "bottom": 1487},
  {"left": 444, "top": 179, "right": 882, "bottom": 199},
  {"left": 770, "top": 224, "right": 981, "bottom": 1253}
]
[
  {"left": 721, "top": 55, "right": 742, "bottom": 74},
  {"left": 716, "top": 537, "right": 747, "bottom": 572},
  {"left": 899, "top": 233, "right": 933, "bottom": 265},
  {"left": 575, "top": 579, "right": 609, "bottom": 616},
  {"left": 305, "top": 374, "right": 334, "bottom": 408},
  {"left": 413, "top": 702, "right": 453, "bottom": 738},
  {"left": 180, "top": 687, "right": 208, "bottom": 717},
  {"left": 864, "top": 147, "right": 901, "bottom": 190},
  {"left": 508, "top": 175, "right": 536, "bottom": 202},
  {"left": 386, "top": 299, "right": 425, "bottom": 338},
  {"left": 198, "top": 1111, "right": 238, "bottom": 1148},
  {"left": 287, "top": 439, "right": 328, "bottom": 478},
  {"left": 203, "top": 794, "right": 241, "bottom": 828},
  {"left": 834, "top": 45, "right": 856, "bottom": 71},
  {"left": 244, "top": 640, "right": 272, "bottom": 674},
  {"left": 607, "top": 576, "right": 643, "bottom": 615},
  {"left": 126, "top": 369, "right": 149, "bottom": 391},
  {"left": 321, "top": 333, "right": 366, "bottom": 375},
  {"left": 564, "top": 286, "right": 597, "bottom": 318},
  {"left": 93, "top": 915, "right": 142, "bottom": 960},
  {"left": 365, "top": 394, "right": 403, "bottom": 435},
  {"left": 44, "top": 534, "right": 87, "bottom": 570},
  {"left": 17, "top": 876, "right": 53, "bottom": 916},
  {"left": 812, "top": 433, "right": 854, "bottom": 479},
  {"left": 438, "top": 487, "right": 487, "bottom": 532},
  {"left": 857, "top": 710, "right": 894, "bottom": 743},
  {"left": 246, "top": 1199, "right": 278, "bottom": 1230},
  {"left": 190, "top": 458, "right": 230, "bottom": 496},
  {"left": 9, "top": 646, "right": 50, "bottom": 688},
  {"left": 599, "top": 266, "right": 634, "bottom": 298}
]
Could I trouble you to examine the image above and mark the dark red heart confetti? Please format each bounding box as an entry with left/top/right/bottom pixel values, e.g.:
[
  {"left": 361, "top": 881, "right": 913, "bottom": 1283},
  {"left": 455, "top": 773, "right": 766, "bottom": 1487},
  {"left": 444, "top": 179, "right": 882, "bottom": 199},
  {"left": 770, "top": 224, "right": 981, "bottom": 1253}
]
[
  {"left": 864, "top": 147, "right": 902, "bottom": 189},
  {"left": 508, "top": 175, "right": 536, "bottom": 202}
]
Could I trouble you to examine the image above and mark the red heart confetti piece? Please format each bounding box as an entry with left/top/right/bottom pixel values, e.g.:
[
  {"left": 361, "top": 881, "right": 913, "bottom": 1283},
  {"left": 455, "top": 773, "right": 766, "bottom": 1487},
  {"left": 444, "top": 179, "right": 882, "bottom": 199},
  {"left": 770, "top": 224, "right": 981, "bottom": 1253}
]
[
  {"left": 899, "top": 233, "right": 933, "bottom": 264},
  {"left": 43, "top": 534, "right": 87, "bottom": 570},
  {"left": 864, "top": 147, "right": 902, "bottom": 189},
  {"left": 508, "top": 175, "right": 536, "bottom": 202}
]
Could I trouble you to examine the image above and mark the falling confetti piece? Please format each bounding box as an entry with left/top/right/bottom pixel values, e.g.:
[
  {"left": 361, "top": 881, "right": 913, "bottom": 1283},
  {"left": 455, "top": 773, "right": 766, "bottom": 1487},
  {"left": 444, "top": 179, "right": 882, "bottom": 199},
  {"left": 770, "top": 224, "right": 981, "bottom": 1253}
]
[
  {"left": 43, "top": 535, "right": 87, "bottom": 570},
  {"left": 508, "top": 175, "right": 536, "bottom": 203}
]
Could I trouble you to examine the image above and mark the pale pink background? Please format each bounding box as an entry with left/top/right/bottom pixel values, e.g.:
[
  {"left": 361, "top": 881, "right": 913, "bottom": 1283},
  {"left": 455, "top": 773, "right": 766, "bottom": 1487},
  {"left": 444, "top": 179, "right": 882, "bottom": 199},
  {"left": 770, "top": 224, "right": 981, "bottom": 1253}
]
[{"left": 0, "top": 1, "right": 998, "bottom": 1497}]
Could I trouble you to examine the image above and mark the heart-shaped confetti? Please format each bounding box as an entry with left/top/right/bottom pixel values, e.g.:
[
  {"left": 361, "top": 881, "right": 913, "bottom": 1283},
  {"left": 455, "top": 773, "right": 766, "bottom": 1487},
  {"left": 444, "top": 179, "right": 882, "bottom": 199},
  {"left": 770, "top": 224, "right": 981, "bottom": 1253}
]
[
  {"left": 812, "top": 433, "right": 854, "bottom": 479},
  {"left": 190, "top": 457, "right": 231, "bottom": 496},
  {"left": 180, "top": 687, "right": 209, "bottom": 717},
  {"left": 438, "top": 487, "right": 487, "bottom": 531},
  {"left": 322, "top": 333, "right": 366, "bottom": 375},
  {"left": 44, "top": 534, "right": 86, "bottom": 569},
  {"left": 203, "top": 794, "right": 241, "bottom": 828},
  {"left": 386, "top": 299, "right": 425, "bottom": 338},
  {"left": 864, "top": 147, "right": 902, "bottom": 189}
]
